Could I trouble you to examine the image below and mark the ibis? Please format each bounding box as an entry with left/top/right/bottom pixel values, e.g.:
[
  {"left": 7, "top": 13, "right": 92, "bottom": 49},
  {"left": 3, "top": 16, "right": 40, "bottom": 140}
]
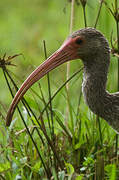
[{"left": 6, "top": 28, "right": 119, "bottom": 133}]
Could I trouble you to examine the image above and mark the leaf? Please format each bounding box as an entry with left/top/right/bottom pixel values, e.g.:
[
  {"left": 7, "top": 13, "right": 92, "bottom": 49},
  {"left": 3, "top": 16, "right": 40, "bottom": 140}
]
[
  {"left": 75, "top": 174, "right": 84, "bottom": 180},
  {"left": 105, "top": 164, "right": 116, "bottom": 180},
  {"left": 65, "top": 163, "right": 74, "bottom": 175},
  {"left": 31, "top": 161, "right": 41, "bottom": 173},
  {"left": 0, "top": 162, "right": 10, "bottom": 172},
  {"left": 83, "top": 156, "right": 94, "bottom": 167}
]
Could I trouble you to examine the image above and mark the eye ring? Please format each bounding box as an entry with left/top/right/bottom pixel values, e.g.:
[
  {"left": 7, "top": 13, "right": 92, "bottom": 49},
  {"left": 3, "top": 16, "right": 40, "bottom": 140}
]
[{"left": 75, "top": 38, "right": 83, "bottom": 45}]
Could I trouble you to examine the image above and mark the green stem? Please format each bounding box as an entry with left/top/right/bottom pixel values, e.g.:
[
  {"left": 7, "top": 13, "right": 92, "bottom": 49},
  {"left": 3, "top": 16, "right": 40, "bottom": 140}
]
[
  {"left": 94, "top": 0, "right": 103, "bottom": 28},
  {"left": 116, "top": 14, "right": 119, "bottom": 157},
  {"left": 82, "top": 5, "right": 87, "bottom": 27},
  {"left": 43, "top": 40, "right": 54, "bottom": 138}
]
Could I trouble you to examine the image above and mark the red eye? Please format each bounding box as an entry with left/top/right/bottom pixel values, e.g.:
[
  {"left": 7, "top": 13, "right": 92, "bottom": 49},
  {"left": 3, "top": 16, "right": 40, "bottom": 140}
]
[{"left": 75, "top": 38, "right": 83, "bottom": 45}]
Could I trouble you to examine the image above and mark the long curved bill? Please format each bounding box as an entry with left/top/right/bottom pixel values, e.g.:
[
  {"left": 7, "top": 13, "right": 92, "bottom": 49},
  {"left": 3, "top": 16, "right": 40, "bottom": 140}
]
[{"left": 6, "top": 38, "right": 79, "bottom": 126}]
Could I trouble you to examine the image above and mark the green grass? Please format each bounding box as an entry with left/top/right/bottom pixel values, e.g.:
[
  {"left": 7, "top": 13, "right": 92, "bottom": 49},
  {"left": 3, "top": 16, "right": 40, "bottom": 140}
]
[{"left": 0, "top": 0, "right": 119, "bottom": 179}]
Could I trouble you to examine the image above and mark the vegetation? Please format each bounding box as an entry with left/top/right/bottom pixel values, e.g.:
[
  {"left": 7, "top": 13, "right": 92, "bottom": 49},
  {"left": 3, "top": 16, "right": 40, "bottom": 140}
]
[{"left": 0, "top": 0, "right": 119, "bottom": 179}]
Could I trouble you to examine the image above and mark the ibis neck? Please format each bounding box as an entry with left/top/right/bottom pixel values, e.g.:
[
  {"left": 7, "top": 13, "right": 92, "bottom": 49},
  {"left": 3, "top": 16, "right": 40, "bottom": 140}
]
[{"left": 82, "top": 54, "right": 110, "bottom": 116}]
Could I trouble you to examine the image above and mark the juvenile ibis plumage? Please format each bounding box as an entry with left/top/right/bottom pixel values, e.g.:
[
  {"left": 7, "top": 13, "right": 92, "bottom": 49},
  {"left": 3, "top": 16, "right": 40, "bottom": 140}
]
[{"left": 6, "top": 28, "right": 119, "bottom": 133}]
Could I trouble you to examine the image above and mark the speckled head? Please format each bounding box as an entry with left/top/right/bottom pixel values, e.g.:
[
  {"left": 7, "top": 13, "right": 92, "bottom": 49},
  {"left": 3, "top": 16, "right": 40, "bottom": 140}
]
[{"left": 64, "top": 27, "right": 110, "bottom": 61}]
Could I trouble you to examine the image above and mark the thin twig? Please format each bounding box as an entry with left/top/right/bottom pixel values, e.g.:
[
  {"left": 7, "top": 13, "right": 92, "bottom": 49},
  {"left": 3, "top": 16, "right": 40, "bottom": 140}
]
[
  {"left": 96, "top": 115, "right": 103, "bottom": 148},
  {"left": 38, "top": 83, "right": 53, "bottom": 167},
  {"left": 81, "top": 0, "right": 87, "bottom": 27},
  {"left": 66, "top": 0, "right": 75, "bottom": 126},
  {"left": 40, "top": 67, "right": 83, "bottom": 116},
  {"left": 76, "top": 88, "right": 82, "bottom": 123},
  {"left": 38, "top": 83, "right": 51, "bottom": 132},
  {"left": 6, "top": 70, "right": 63, "bottom": 168},
  {"left": 66, "top": 0, "right": 75, "bottom": 90},
  {"left": 94, "top": 0, "right": 104, "bottom": 28},
  {"left": 3, "top": 69, "right": 51, "bottom": 178},
  {"left": 43, "top": 40, "right": 54, "bottom": 138},
  {"left": 5, "top": 70, "right": 45, "bottom": 145},
  {"left": 115, "top": 0, "right": 119, "bottom": 157}
]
